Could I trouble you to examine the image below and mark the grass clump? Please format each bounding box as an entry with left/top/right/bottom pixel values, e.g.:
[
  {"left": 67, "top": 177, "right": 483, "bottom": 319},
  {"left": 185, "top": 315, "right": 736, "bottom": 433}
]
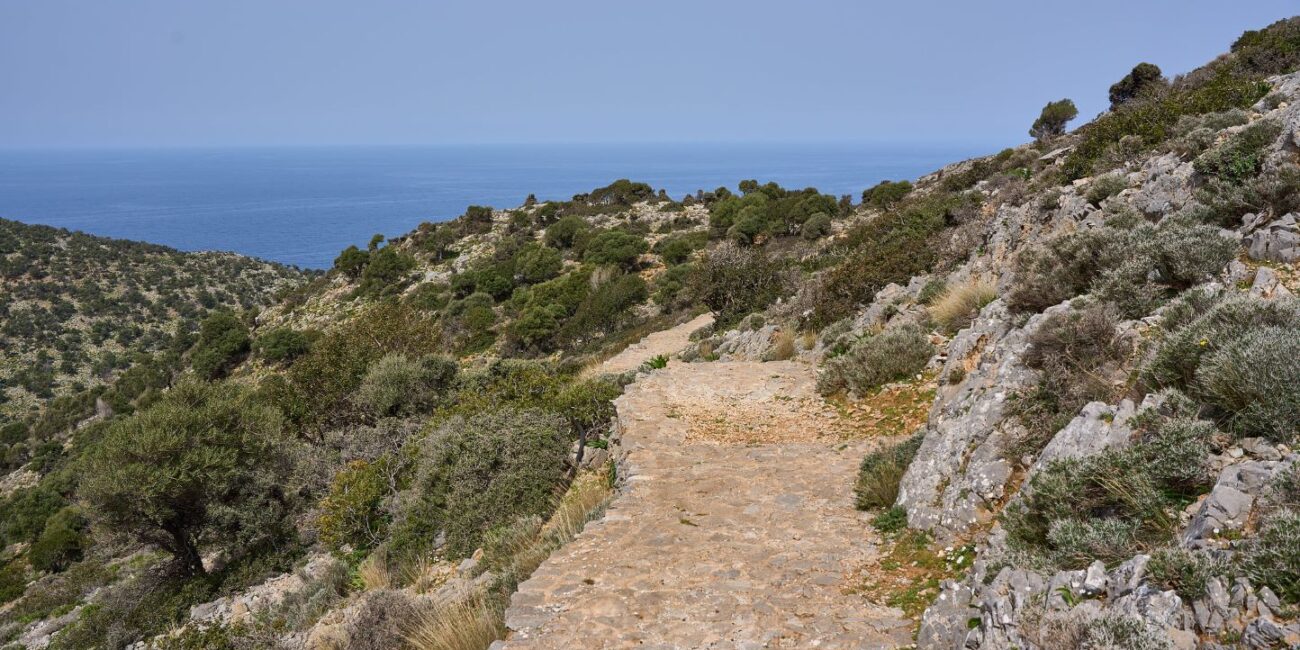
[
  {"left": 818, "top": 325, "right": 932, "bottom": 396},
  {"left": 928, "top": 279, "right": 997, "bottom": 333},
  {"left": 854, "top": 432, "right": 924, "bottom": 511}
]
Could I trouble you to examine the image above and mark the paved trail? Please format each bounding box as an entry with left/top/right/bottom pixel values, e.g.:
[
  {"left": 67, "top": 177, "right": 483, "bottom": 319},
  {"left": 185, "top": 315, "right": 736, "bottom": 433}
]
[{"left": 501, "top": 350, "right": 913, "bottom": 649}]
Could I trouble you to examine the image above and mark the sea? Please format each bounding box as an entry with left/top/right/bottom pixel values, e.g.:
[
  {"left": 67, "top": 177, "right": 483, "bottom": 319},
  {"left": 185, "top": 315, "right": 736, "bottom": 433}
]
[{"left": 0, "top": 143, "right": 989, "bottom": 269}]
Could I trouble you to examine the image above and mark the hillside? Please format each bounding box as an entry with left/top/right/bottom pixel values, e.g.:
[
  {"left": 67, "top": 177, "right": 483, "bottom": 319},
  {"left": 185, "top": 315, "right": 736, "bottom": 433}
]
[
  {"left": 0, "top": 219, "right": 312, "bottom": 419},
  {"left": 3, "top": 15, "right": 1300, "bottom": 650}
]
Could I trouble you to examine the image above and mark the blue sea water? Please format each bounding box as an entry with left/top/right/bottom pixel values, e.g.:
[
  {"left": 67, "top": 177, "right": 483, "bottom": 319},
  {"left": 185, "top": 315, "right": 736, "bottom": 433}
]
[{"left": 0, "top": 143, "right": 987, "bottom": 269}]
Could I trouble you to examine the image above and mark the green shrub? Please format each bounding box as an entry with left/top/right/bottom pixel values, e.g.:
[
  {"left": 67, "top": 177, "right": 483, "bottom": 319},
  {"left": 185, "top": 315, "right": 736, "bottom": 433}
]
[
  {"left": 556, "top": 273, "right": 648, "bottom": 348},
  {"left": 1084, "top": 174, "right": 1128, "bottom": 206},
  {"left": 1030, "top": 99, "right": 1078, "bottom": 142},
  {"left": 1195, "top": 326, "right": 1300, "bottom": 440},
  {"left": 1147, "top": 546, "right": 1224, "bottom": 600},
  {"left": 583, "top": 230, "right": 648, "bottom": 269},
  {"left": 1194, "top": 162, "right": 1300, "bottom": 227},
  {"left": 818, "top": 325, "right": 932, "bottom": 396},
  {"left": 653, "top": 232, "right": 707, "bottom": 265},
  {"left": 1007, "top": 219, "right": 1235, "bottom": 317},
  {"left": 1004, "top": 416, "right": 1214, "bottom": 569},
  {"left": 356, "top": 246, "right": 415, "bottom": 297},
  {"left": 392, "top": 407, "right": 570, "bottom": 560},
  {"left": 544, "top": 215, "right": 589, "bottom": 250},
  {"left": 28, "top": 506, "right": 88, "bottom": 573},
  {"left": 287, "top": 302, "right": 440, "bottom": 427},
  {"left": 1063, "top": 69, "right": 1270, "bottom": 179},
  {"left": 871, "top": 506, "right": 910, "bottom": 533},
  {"left": 855, "top": 433, "right": 923, "bottom": 510},
  {"left": 688, "top": 244, "right": 788, "bottom": 328},
  {"left": 514, "top": 243, "right": 563, "bottom": 284},
  {"left": 800, "top": 212, "right": 832, "bottom": 240},
  {"left": 1244, "top": 508, "right": 1300, "bottom": 603},
  {"left": 1193, "top": 119, "right": 1281, "bottom": 185},
  {"left": 862, "top": 180, "right": 913, "bottom": 209},
  {"left": 189, "top": 311, "right": 250, "bottom": 379},
  {"left": 813, "top": 192, "right": 977, "bottom": 328},
  {"left": 1229, "top": 17, "right": 1300, "bottom": 77},
  {"left": 0, "top": 560, "right": 26, "bottom": 604},
  {"left": 1145, "top": 294, "right": 1300, "bottom": 440},
  {"left": 317, "top": 459, "right": 392, "bottom": 552},
  {"left": 353, "top": 353, "right": 458, "bottom": 419},
  {"left": 333, "top": 245, "right": 369, "bottom": 280},
  {"left": 254, "top": 327, "right": 313, "bottom": 363}
]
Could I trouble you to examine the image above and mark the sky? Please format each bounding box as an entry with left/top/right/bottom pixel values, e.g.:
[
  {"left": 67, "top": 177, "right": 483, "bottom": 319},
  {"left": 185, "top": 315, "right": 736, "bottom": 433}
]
[{"left": 1, "top": 1, "right": 1297, "bottom": 150}]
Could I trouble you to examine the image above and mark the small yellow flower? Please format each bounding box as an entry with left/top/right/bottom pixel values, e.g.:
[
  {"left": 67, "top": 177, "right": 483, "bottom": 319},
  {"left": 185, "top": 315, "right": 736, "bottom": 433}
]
[{"left": 1198, "top": 338, "right": 1209, "bottom": 347}]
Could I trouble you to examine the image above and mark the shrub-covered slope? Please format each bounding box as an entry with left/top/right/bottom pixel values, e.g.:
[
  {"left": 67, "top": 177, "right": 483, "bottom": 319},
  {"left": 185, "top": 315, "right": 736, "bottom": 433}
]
[{"left": 0, "top": 219, "right": 311, "bottom": 418}]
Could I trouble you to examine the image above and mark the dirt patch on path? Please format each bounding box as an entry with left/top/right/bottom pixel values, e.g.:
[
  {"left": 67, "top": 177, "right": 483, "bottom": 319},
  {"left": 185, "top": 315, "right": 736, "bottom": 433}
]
[{"left": 501, "top": 360, "right": 914, "bottom": 649}]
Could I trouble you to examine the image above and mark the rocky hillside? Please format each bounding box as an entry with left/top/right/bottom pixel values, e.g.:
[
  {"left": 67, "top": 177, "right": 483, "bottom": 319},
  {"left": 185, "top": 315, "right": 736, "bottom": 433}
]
[
  {"left": 0, "top": 219, "right": 312, "bottom": 419},
  {"left": 5, "top": 15, "right": 1300, "bottom": 650}
]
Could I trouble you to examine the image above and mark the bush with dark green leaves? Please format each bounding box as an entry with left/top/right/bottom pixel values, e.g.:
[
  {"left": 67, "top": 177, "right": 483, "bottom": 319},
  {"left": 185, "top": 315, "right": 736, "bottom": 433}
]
[
  {"left": 582, "top": 230, "right": 649, "bottom": 269},
  {"left": 356, "top": 246, "right": 415, "bottom": 297},
  {"left": 653, "top": 232, "right": 707, "bottom": 265},
  {"left": 800, "top": 212, "right": 832, "bottom": 240},
  {"left": 862, "top": 180, "right": 913, "bottom": 209},
  {"left": 544, "top": 215, "right": 590, "bottom": 250},
  {"left": 818, "top": 325, "right": 933, "bottom": 396},
  {"left": 79, "top": 379, "right": 291, "bottom": 576},
  {"left": 556, "top": 273, "right": 648, "bottom": 347},
  {"left": 391, "top": 407, "right": 570, "bottom": 560},
  {"left": 189, "top": 311, "right": 250, "bottom": 380},
  {"left": 855, "top": 432, "right": 923, "bottom": 511},
  {"left": 333, "top": 245, "right": 369, "bottom": 280},
  {"left": 28, "top": 506, "right": 88, "bottom": 573},
  {"left": 709, "top": 181, "right": 839, "bottom": 243},
  {"left": 254, "top": 327, "right": 313, "bottom": 364},
  {"left": 514, "top": 243, "right": 563, "bottom": 284}
]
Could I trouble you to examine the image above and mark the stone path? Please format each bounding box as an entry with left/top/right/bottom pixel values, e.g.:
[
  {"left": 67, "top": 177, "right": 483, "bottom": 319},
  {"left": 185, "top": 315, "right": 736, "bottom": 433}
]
[
  {"left": 592, "top": 312, "right": 715, "bottom": 376},
  {"left": 501, "top": 358, "right": 913, "bottom": 649}
]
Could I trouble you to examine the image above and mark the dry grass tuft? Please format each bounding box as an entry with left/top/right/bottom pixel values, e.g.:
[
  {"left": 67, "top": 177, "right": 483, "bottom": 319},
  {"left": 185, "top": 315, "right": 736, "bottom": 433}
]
[
  {"left": 358, "top": 547, "right": 391, "bottom": 591},
  {"left": 928, "top": 279, "right": 997, "bottom": 333},
  {"left": 405, "top": 594, "right": 506, "bottom": 650},
  {"left": 763, "top": 330, "right": 796, "bottom": 361}
]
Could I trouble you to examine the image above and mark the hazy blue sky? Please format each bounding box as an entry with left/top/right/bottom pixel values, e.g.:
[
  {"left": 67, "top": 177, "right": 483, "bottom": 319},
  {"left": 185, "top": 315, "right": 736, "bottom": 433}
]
[{"left": 1, "top": 1, "right": 1296, "bottom": 149}]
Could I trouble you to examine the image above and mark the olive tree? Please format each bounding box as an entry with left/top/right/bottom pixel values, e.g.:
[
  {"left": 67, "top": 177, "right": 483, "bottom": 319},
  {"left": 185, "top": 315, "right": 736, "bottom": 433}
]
[{"left": 79, "top": 380, "right": 290, "bottom": 576}]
